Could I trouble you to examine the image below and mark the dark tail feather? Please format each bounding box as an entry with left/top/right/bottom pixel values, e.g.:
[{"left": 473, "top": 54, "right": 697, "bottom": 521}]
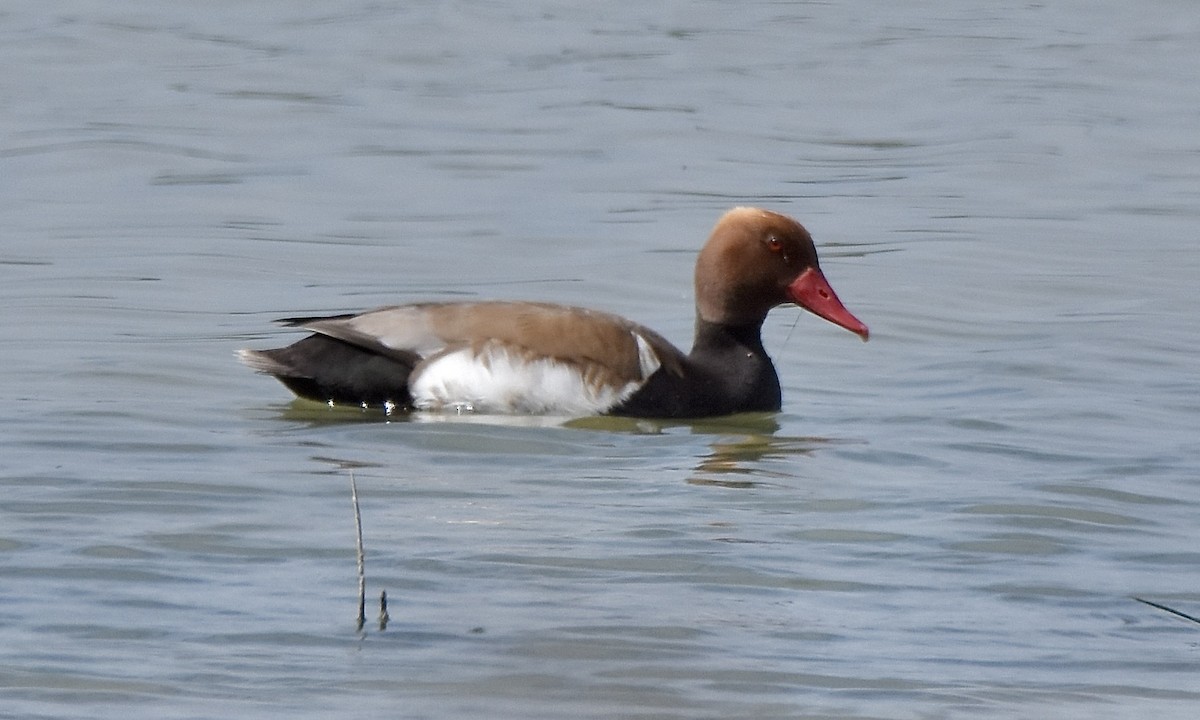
[{"left": 239, "top": 334, "right": 418, "bottom": 408}]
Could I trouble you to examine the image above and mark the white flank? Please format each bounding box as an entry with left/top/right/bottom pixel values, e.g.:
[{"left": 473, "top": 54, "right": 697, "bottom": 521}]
[{"left": 409, "top": 344, "right": 649, "bottom": 416}]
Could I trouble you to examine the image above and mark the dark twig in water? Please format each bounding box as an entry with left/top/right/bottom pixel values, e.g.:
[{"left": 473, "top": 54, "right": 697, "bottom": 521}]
[
  {"left": 379, "top": 590, "right": 390, "bottom": 631},
  {"left": 1134, "top": 597, "right": 1200, "bottom": 626},
  {"left": 351, "top": 471, "right": 366, "bottom": 632}
]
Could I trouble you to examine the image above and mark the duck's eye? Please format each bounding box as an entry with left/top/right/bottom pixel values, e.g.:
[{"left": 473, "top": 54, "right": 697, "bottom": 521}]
[{"left": 764, "top": 236, "right": 789, "bottom": 262}]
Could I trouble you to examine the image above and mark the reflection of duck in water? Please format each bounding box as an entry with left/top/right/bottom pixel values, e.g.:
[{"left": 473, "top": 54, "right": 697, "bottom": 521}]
[
  {"left": 240, "top": 208, "right": 867, "bottom": 418},
  {"left": 570, "top": 415, "right": 839, "bottom": 490},
  {"left": 689, "top": 421, "right": 834, "bottom": 489}
]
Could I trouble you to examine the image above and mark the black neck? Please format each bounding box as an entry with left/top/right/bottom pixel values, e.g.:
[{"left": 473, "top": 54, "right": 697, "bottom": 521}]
[
  {"left": 691, "top": 317, "right": 769, "bottom": 357},
  {"left": 685, "top": 318, "right": 782, "bottom": 414},
  {"left": 612, "top": 318, "right": 782, "bottom": 418}
]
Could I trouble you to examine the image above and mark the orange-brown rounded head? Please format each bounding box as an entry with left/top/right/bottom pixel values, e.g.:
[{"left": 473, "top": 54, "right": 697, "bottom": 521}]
[{"left": 694, "top": 207, "right": 868, "bottom": 339}]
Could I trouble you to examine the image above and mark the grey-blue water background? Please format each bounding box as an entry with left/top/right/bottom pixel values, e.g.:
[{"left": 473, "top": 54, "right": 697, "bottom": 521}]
[{"left": 3, "top": 2, "right": 1199, "bottom": 718}]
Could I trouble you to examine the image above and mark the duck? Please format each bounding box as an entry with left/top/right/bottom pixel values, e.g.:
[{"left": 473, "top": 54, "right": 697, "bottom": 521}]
[{"left": 238, "top": 207, "right": 869, "bottom": 418}]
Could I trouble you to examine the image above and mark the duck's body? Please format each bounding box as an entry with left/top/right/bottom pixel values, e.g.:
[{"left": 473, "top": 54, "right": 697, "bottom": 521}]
[{"left": 239, "top": 208, "right": 868, "bottom": 418}]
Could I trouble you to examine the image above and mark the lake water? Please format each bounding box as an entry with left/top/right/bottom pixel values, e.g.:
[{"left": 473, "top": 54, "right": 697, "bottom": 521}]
[{"left": 3, "top": 1, "right": 1199, "bottom": 718}]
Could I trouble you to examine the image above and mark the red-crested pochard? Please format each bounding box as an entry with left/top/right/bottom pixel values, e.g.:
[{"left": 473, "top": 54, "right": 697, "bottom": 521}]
[{"left": 239, "top": 207, "right": 868, "bottom": 418}]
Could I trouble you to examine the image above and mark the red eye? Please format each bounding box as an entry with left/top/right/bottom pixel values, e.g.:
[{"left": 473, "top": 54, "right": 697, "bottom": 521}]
[{"left": 765, "top": 236, "right": 791, "bottom": 262}]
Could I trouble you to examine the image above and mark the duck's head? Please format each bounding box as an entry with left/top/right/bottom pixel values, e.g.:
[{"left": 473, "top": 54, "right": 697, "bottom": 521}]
[{"left": 694, "top": 207, "right": 869, "bottom": 340}]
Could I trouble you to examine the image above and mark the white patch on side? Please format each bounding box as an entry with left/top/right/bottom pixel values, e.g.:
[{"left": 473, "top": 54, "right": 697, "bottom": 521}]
[
  {"left": 409, "top": 344, "right": 648, "bottom": 416},
  {"left": 633, "top": 332, "right": 661, "bottom": 378}
]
